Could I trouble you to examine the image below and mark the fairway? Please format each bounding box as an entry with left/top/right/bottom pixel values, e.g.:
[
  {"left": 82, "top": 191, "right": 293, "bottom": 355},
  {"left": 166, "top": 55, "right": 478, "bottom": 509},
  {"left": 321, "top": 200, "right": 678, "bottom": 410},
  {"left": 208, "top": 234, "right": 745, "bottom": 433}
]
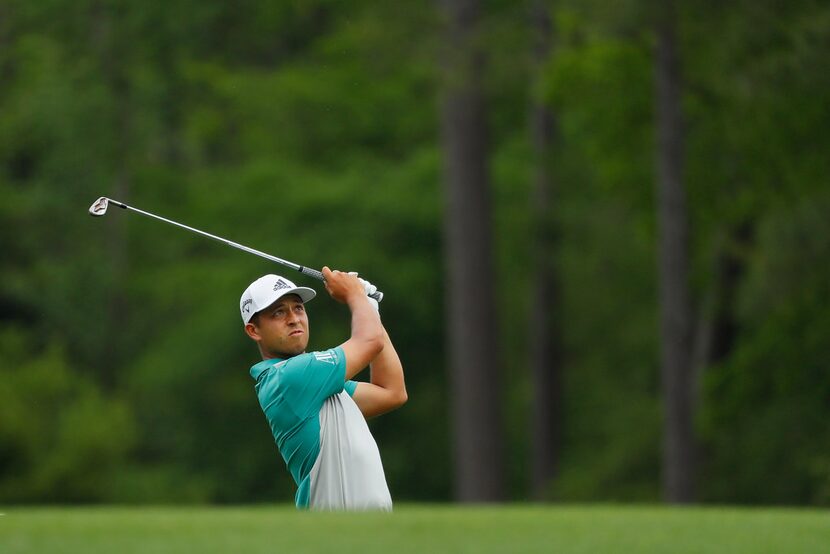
[{"left": 1, "top": 504, "right": 827, "bottom": 554}]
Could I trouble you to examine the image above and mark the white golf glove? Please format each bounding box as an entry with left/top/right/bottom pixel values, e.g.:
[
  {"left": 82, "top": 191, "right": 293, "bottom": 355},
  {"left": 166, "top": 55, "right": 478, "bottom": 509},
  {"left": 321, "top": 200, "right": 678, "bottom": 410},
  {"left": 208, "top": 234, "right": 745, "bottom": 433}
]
[
  {"left": 348, "top": 272, "right": 380, "bottom": 311},
  {"left": 361, "top": 278, "right": 379, "bottom": 312}
]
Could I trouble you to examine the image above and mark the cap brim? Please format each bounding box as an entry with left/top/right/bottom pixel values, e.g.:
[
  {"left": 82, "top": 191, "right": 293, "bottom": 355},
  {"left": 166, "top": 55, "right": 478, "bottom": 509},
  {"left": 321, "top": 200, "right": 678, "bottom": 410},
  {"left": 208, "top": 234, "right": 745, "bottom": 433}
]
[{"left": 287, "top": 287, "right": 316, "bottom": 303}]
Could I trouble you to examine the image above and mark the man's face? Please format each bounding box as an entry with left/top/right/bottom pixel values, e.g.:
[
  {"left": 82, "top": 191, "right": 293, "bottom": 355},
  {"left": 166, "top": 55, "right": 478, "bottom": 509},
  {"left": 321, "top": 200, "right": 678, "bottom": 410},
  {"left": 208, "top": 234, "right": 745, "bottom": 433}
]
[{"left": 246, "top": 294, "right": 309, "bottom": 358}]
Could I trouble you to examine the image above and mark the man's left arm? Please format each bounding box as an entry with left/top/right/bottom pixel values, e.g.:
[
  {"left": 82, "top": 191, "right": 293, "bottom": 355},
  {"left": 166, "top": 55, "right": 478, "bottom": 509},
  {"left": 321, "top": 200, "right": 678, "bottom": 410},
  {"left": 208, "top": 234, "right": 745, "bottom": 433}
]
[{"left": 352, "top": 326, "right": 408, "bottom": 418}]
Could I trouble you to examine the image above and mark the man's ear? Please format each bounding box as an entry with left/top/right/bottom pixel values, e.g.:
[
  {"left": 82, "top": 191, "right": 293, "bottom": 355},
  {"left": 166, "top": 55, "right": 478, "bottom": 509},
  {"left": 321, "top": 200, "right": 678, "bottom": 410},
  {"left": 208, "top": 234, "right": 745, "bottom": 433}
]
[{"left": 244, "top": 322, "right": 260, "bottom": 341}]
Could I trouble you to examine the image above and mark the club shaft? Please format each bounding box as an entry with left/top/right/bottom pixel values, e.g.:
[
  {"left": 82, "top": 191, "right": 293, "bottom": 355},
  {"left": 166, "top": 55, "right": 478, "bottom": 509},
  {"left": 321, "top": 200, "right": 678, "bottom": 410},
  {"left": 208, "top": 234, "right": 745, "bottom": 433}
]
[{"left": 108, "top": 199, "right": 321, "bottom": 280}]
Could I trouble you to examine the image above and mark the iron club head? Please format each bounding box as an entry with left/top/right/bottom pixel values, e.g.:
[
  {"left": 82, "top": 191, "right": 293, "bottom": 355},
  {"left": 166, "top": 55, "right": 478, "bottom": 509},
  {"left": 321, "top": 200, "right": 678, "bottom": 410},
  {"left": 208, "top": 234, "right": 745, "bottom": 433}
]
[{"left": 89, "top": 197, "right": 109, "bottom": 216}]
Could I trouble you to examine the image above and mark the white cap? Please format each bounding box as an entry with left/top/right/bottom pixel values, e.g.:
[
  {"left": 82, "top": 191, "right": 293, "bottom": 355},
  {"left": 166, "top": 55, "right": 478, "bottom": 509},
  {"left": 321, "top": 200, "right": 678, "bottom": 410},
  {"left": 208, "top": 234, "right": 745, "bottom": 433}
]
[{"left": 240, "top": 274, "right": 316, "bottom": 324}]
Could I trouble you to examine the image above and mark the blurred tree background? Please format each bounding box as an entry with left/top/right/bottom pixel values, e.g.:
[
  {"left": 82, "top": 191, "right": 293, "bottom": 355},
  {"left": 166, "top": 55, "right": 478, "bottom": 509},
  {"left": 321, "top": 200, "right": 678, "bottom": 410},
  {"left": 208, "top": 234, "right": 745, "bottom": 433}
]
[{"left": 1, "top": 0, "right": 828, "bottom": 506}]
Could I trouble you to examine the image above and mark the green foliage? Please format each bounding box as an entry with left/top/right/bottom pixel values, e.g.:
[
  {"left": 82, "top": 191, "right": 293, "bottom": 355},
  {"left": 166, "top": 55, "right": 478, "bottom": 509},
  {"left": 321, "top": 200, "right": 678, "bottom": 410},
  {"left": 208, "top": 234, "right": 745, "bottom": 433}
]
[
  {"left": 701, "top": 194, "right": 830, "bottom": 504},
  {"left": 0, "top": 329, "right": 135, "bottom": 502},
  {"left": 544, "top": 29, "right": 654, "bottom": 205}
]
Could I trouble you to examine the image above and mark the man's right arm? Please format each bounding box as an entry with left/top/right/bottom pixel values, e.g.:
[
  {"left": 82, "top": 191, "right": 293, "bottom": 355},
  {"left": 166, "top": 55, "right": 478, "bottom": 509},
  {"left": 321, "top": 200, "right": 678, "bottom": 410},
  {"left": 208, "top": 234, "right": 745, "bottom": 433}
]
[
  {"left": 351, "top": 327, "right": 407, "bottom": 418},
  {"left": 322, "top": 267, "right": 384, "bottom": 380}
]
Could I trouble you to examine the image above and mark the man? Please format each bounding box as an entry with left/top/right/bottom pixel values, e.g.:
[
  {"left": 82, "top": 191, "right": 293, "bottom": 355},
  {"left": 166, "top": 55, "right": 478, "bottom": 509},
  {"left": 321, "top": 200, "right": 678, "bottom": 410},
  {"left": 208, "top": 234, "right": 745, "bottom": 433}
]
[{"left": 240, "top": 267, "right": 407, "bottom": 510}]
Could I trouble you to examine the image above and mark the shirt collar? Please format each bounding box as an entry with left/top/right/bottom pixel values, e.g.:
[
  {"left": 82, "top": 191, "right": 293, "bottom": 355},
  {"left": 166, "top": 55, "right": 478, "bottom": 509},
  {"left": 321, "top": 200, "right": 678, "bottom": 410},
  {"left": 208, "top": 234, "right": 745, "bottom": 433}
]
[{"left": 249, "top": 357, "right": 284, "bottom": 382}]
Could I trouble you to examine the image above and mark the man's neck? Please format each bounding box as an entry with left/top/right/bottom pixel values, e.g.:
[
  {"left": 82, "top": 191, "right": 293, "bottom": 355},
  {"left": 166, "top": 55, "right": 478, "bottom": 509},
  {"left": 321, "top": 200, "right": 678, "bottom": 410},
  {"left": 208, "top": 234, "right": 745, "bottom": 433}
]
[{"left": 259, "top": 349, "right": 304, "bottom": 361}]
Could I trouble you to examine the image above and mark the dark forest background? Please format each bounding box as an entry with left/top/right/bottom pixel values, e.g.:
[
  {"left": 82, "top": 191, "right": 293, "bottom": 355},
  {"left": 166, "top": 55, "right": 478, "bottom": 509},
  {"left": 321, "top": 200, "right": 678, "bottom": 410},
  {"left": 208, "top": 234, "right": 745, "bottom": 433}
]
[{"left": 1, "top": 0, "right": 829, "bottom": 505}]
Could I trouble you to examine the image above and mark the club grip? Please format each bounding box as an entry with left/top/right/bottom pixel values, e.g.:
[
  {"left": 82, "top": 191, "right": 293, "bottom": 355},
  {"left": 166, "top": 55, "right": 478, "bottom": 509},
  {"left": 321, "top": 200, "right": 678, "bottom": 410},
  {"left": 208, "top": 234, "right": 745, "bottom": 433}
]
[
  {"left": 299, "top": 266, "right": 325, "bottom": 281},
  {"left": 298, "top": 266, "right": 383, "bottom": 302}
]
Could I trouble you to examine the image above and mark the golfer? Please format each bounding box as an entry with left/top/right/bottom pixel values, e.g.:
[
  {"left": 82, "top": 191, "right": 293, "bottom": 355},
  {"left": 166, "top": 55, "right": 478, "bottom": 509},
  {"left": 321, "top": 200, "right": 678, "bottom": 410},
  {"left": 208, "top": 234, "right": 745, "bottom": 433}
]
[{"left": 240, "top": 267, "right": 407, "bottom": 510}]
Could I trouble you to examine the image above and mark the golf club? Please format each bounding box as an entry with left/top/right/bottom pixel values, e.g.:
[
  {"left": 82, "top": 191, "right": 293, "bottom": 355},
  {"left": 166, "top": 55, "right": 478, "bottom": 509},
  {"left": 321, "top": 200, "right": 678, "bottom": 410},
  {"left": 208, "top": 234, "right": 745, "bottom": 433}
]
[{"left": 88, "top": 197, "right": 383, "bottom": 302}]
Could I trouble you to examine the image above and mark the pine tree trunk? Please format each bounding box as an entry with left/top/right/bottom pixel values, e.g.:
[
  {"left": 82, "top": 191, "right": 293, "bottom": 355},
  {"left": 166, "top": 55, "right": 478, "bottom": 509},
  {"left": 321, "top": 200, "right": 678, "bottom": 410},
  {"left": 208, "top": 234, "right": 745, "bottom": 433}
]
[
  {"left": 94, "top": 1, "right": 131, "bottom": 390},
  {"left": 655, "top": 0, "right": 696, "bottom": 503},
  {"left": 708, "top": 223, "right": 753, "bottom": 365},
  {"left": 692, "top": 222, "right": 754, "bottom": 411},
  {"left": 529, "top": 0, "right": 561, "bottom": 500},
  {"left": 438, "top": 0, "right": 505, "bottom": 502}
]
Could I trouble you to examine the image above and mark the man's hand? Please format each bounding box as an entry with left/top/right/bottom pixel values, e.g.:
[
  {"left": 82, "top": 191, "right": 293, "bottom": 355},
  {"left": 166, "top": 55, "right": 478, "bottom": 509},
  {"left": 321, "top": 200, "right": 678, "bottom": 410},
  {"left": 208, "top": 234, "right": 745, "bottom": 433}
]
[
  {"left": 324, "top": 267, "right": 385, "bottom": 380},
  {"left": 358, "top": 277, "right": 380, "bottom": 311},
  {"left": 322, "top": 267, "right": 368, "bottom": 305},
  {"left": 346, "top": 272, "right": 380, "bottom": 311}
]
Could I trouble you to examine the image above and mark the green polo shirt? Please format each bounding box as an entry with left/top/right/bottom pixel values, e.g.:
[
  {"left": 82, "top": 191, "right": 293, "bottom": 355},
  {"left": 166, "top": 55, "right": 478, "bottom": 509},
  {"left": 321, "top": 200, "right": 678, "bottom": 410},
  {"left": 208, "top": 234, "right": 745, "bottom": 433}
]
[{"left": 250, "top": 347, "right": 358, "bottom": 508}]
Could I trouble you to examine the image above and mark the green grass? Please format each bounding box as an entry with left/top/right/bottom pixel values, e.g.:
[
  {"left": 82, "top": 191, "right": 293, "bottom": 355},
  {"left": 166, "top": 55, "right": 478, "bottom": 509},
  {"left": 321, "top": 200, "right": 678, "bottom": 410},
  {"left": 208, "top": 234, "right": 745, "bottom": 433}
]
[{"left": 1, "top": 504, "right": 828, "bottom": 553}]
